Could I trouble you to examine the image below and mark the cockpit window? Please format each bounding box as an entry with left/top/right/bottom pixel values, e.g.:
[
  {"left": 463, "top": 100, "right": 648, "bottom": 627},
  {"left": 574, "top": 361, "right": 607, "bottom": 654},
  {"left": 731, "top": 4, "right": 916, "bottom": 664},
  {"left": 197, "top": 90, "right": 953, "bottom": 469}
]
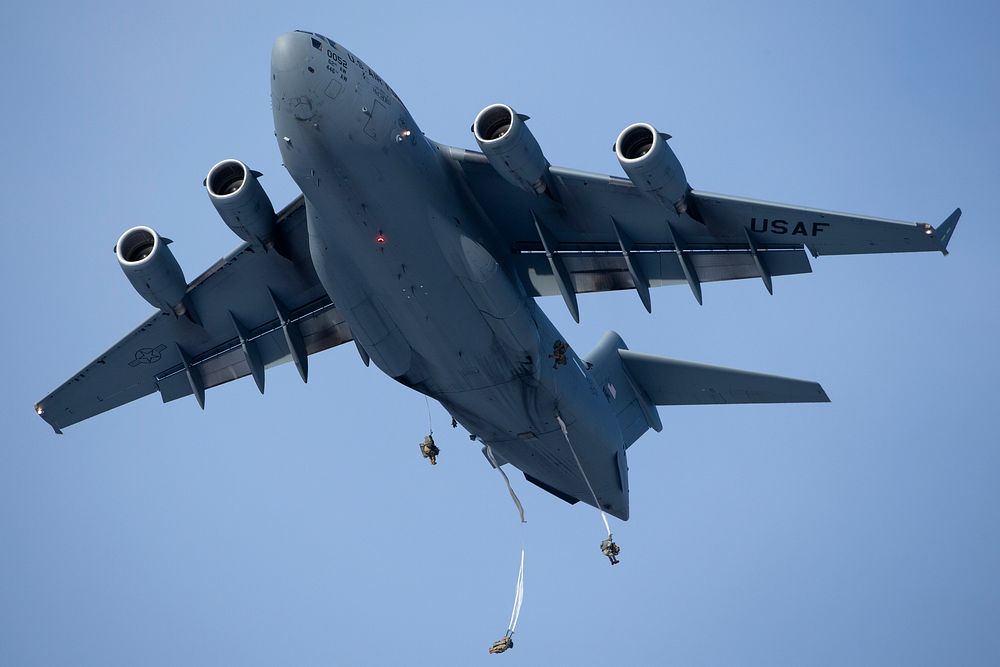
[{"left": 292, "top": 30, "right": 336, "bottom": 51}]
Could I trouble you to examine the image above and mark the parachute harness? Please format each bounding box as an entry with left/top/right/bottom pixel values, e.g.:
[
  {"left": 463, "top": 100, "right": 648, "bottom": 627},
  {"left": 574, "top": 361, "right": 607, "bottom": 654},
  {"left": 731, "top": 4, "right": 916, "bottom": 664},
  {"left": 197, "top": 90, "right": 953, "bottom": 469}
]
[{"left": 485, "top": 445, "right": 526, "bottom": 654}]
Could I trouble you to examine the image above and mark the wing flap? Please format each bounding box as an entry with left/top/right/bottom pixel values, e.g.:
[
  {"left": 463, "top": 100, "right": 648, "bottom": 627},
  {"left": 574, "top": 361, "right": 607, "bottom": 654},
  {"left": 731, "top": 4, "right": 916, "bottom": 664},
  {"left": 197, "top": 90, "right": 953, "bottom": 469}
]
[
  {"left": 36, "top": 197, "right": 353, "bottom": 433},
  {"left": 514, "top": 249, "right": 811, "bottom": 298},
  {"left": 156, "top": 301, "right": 351, "bottom": 403},
  {"left": 443, "top": 144, "right": 956, "bottom": 302}
]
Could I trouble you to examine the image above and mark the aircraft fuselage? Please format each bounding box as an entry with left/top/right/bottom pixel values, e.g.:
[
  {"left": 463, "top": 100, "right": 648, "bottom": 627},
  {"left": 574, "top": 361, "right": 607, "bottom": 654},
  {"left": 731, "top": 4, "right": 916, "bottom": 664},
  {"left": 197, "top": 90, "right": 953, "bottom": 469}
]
[{"left": 271, "top": 31, "right": 630, "bottom": 518}]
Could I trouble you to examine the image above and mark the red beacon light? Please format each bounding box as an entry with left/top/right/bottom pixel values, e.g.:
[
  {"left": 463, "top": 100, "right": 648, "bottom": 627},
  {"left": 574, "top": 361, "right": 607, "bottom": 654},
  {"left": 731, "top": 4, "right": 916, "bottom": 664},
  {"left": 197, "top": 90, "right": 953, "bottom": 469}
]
[{"left": 375, "top": 232, "right": 386, "bottom": 245}]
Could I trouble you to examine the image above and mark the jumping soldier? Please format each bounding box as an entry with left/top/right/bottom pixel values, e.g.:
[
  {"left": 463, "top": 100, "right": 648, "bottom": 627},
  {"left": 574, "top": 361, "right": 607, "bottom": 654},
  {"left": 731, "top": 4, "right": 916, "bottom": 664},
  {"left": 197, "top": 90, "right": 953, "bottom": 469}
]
[
  {"left": 419, "top": 434, "right": 440, "bottom": 465},
  {"left": 551, "top": 340, "right": 568, "bottom": 369},
  {"left": 600, "top": 536, "right": 621, "bottom": 565},
  {"left": 488, "top": 634, "right": 514, "bottom": 654}
]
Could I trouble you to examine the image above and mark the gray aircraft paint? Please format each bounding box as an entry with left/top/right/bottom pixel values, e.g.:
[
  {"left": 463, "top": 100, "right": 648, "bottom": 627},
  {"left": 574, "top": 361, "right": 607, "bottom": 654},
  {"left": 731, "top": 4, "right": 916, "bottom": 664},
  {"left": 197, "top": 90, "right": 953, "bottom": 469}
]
[
  {"left": 272, "top": 32, "right": 629, "bottom": 517},
  {"left": 35, "top": 31, "right": 959, "bottom": 523}
]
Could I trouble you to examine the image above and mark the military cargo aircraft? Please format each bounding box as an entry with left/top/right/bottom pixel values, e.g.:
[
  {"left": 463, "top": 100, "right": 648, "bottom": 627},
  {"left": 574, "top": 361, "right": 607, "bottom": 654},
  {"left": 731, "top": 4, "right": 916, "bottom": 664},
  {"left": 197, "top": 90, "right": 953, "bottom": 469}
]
[{"left": 35, "top": 31, "right": 959, "bottom": 521}]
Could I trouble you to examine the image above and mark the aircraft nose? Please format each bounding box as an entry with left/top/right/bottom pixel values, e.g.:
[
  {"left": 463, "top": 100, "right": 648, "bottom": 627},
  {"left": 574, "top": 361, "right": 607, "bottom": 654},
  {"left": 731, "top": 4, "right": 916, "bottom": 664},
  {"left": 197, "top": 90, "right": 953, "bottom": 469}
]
[{"left": 271, "top": 31, "right": 314, "bottom": 73}]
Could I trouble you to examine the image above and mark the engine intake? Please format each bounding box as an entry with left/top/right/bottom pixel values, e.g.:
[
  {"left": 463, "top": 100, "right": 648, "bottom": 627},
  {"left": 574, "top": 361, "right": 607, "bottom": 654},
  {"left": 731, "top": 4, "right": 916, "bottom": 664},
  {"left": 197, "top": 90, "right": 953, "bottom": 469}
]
[
  {"left": 116, "top": 226, "right": 188, "bottom": 313},
  {"left": 473, "top": 104, "right": 550, "bottom": 195},
  {"left": 615, "top": 123, "right": 689, "bottom": 214},
  {"left": 206, "top": 159, "right": 276, "bottom": 245}
]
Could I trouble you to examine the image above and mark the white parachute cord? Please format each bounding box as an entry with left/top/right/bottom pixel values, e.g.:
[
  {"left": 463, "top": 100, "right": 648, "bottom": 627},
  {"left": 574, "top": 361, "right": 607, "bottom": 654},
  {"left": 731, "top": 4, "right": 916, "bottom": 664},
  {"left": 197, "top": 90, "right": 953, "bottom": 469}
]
[
  {"left": 508, "top": 544, "right": 525, "bottom": 633},
  {"left": 485, "top": 445, "right": 527, "bottom": 637},
  {"left": 556, "top": 414, "right": 612, "bottom": 537}
]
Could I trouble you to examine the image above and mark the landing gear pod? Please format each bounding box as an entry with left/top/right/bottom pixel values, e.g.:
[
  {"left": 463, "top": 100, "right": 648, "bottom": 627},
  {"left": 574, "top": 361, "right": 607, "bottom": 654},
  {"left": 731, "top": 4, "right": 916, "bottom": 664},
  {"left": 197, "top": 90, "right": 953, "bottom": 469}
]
[
  {"left": 206, "top": 159, "right": 276, "bottom": 245},
  {"left": 614, "top": 123, "right": 689, "bottom": 214},
  {"left": 115, "top": 226, "right": 188, "bottom": 314},
  {"left": 473, "top": 104, "right": 550, "bottom": 195}
]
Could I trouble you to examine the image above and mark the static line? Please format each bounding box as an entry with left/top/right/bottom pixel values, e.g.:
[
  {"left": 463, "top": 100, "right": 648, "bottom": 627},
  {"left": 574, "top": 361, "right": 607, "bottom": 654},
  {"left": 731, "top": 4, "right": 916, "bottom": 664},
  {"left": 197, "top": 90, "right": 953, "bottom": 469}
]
[
  {"left": 485, "top": 445, "right": 527, "bottom": 637},
  {"left": 424, "top": 395, "right": 433, "bottom": 435},
  {"left": 508, "top": 546, "right": 525, "bottom": 633},
  {"left": 485, "top": 445, "right": 526, "bottom": 523},
  {"left": 556, "top": 414, "right": 611, "bottom": 537}
]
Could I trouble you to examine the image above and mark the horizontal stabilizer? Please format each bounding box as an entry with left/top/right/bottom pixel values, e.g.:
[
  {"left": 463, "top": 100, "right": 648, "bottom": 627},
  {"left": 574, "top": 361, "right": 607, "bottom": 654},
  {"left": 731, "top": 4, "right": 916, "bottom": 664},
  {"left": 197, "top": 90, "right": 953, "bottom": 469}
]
[{"left": 619, "top": 350, "right": 829, "bottom": 405}]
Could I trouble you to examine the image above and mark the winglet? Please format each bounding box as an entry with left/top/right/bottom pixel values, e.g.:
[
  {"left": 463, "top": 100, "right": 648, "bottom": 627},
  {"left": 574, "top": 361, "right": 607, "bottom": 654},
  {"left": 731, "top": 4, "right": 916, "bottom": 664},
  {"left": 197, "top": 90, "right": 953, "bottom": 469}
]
[
  {"left": 933, "top": 208, "right": 961, "bottom": 256},
  {"left": 34, "top": 403, "right": 63, "bottom": 434}
]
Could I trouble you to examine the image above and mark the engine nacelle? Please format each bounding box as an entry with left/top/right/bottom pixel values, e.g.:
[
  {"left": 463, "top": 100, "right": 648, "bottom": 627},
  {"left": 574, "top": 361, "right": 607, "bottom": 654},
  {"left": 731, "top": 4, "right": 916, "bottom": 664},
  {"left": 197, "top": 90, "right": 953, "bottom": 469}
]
[
  {"left": 206, "top": 159, "right": 276, "bottom": 245},
  {"left": 473, "top": 104, "right": 550, "bottom": 195},
  {"left": 115, "top": 226, "right": 188, "bottom": 313},
  {"left": 615, "top": 123, "right": 689, "bottom": 214}
]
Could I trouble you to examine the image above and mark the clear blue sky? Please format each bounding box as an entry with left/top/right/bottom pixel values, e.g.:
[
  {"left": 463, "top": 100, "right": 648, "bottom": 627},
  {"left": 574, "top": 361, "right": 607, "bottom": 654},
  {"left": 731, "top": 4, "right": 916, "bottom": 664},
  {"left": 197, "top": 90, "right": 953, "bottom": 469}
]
[{"left": 2, "top": 1, "right": 998, "bottom": 664}]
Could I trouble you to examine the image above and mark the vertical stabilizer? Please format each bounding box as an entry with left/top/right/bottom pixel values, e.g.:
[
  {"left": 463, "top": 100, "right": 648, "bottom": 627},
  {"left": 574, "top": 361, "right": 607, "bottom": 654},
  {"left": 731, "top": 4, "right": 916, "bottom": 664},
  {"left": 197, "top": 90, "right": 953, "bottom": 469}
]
[{"left": 583, "top": 331, "right": 661, "bottom": 449}]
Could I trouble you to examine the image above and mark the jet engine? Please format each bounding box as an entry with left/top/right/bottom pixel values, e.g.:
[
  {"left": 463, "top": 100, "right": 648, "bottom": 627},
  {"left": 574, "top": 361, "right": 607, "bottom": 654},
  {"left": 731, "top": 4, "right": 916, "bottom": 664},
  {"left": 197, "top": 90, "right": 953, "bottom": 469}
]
[
  {"left": 473, "top": 104, "right": 550, "bottom": 195},
  {"left": 206, "top": 159, "right": 276, "bottom": 245},
  {"left": 115, "top": 226, "right": 188, "bottom": 313},
  {"left": 615, "top": 123, "right": 689, "bottom": 214}
]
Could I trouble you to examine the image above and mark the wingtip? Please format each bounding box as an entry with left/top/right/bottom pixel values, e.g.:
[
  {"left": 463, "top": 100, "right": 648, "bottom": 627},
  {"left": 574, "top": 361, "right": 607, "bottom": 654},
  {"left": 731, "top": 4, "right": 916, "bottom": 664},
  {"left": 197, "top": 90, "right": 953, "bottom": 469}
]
[
  {"left": 934, "top": 207, "right": 961, "bottom": 255},
  {"left": 35, "top": 403, "right": 63, "bottom": 433}
]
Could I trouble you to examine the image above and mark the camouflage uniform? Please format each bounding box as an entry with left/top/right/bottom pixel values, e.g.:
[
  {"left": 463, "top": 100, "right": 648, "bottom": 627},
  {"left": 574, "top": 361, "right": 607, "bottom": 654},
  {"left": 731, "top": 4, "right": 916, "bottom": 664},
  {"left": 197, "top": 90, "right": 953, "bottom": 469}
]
[
  {"left": 419, "top": 435, "right": 440, "bottom": 465},
  {"left": 488, "top": 635, "right": 514, "bottom": 654},
  {"left": 600, "top": 536, "right": 621, "bottom": 565},
  {"left": 551, "top": 340, "right": 568, "bottom": 368}
]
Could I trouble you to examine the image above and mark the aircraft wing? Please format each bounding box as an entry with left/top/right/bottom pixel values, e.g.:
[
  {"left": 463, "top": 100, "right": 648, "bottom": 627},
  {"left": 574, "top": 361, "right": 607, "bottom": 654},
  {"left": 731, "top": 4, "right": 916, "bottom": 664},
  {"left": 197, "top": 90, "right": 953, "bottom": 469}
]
[
  {"left": 35, "top": 197, "right": 352, "bottom": 433},
  {"left": 443, "top": 145, "right": 959, "bottom": 316}
]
